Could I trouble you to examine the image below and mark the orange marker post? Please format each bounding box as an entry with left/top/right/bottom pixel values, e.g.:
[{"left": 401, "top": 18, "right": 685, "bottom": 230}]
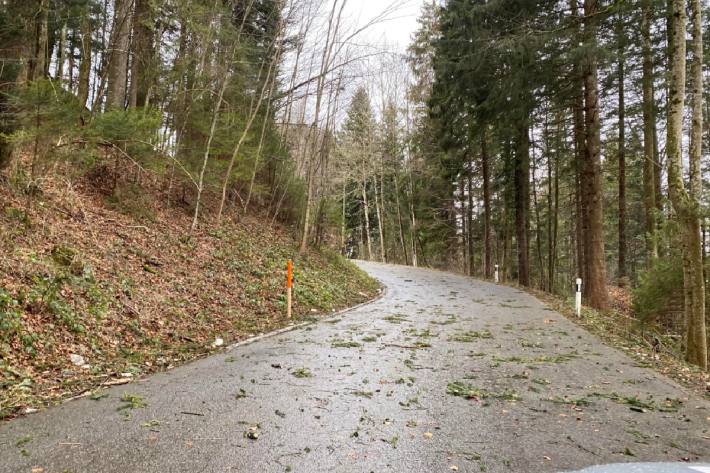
[{"left": 286, "top": 260, "right": 293, "bottom": 319}]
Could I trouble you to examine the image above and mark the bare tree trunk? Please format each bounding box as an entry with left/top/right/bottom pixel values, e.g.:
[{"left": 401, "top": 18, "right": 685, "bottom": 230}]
[
  {"left": 280, "top": 0, "right": 316, "bottom": 144},
  {"left": 299, "top": 0, "right": 347, "bottom": 253},
  {"left": 379, "top": 163, "right": 388, "bottom": 262},
  {"left": 546, "top": 116, "right": 554, "bottom": 292},
  {"left": 573, "top": 97, "right": 586, "bottom": 281},
  {"left": 191, "top": 72, "right": 228, "bottom": 231},
  {"left": 409, "top": 174, "right": 419, "bottom": 268},
  {"left": 362, "top": 178, "right": 373, "bottom": 260},
  {"left": 667, "top": 0, "right": 707, "bottom": 368},
  {"left": 641, "top": 0, "right": 658, "bottom": 265},
  {"left": 341, "top": 180, "right": 347, "bottom": 253},
  {"left": 68, "top": 30, "right": 76, "bottom": 89},
  {"left": 581, "top": 0, "right": 608, "bottom": 309},
  {"left": 503, "top": 210, "right": 512, "bottom": 282},
  {"left": 394, "top": 174, "right": 409, "bottom": 264},
  {"left": 29, "top": 0, "right": 49, "bottom": 81},
  {"left": 374, "top": 173, "right": 386, "bottom": 262},
  {"left": 531, "top": 146, "right": 544, "bottom": 289},
  {"left": 459, "top": 174, "right": 468, "bottom": 273},
  {"left": 550, "top": 118, "right": 560, "bottom": 292},
  {"left": 218, "top": 44, "right": 280, "bottom": 223},
  {"left": 481, "top": 133, "right": 492, "bottom": 279},
  {"left": 570, "top": 0, "right": 587, "bottom": 287},
  {"left": 653, "top": 103, "right": 663, "bottom": 225},
  {"left": 129, "top": 0, "right": 155, "bottom": 108},
  {"left": 515, "top": 119, "right": 530, "bottom": 287},
  {"left": 617, "top": 13, "right": 627, "bottom": 285},
  {"left": 467, "top": 159, "right": 475, "bottom": 276},
  {"left": 107, "top": 0, "right": 133, "bottom": 109},
  {"left": 56, "top": 23, "right": 66, "bottom": 83},
  {"left": 573, "top": 170, "right": 581, "bottom": 275},
  {"left": 78, "top": 10, "right": 92, "bottom": 108},
  {"left": 244, "top": 67, "right": 279, "bottom": 213}
]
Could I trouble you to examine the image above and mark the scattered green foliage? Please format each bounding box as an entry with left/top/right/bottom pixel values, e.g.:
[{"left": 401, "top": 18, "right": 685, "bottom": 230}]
[
  {"left": 117, "top": 393, "right": 147, "bottom": 411},
  {"left": 591, "top": 392, "right": 659, "bottom": 411},
  {"left": 520, "top": 340, "right": 544, "bottom": 348},
  {"left": 493, "top": 353, "right": 578, "bottom": 364},
  {"left": 291, "top": 367, "right": 312, "bottom": 378},
  {"left": 89, "top": 391, "right": 109, "bottom": 401},
  {"left": 446, "top": 381, "right": 520, "bottom": 401},
  {"left": 330, "top": 339, "right": 361, "bottom": 348},
  {"left": 28, "top": 274, "right": 85, "bottom": 334},
  {"left": 0, "top": 288, "right": 23, "bottom": 346},
  {"left": 546, "top": 396, "right": 593, "bottom": 407},
  {"left": 449, "top": 330, "right": 493, "bottom": 342},
  {"left": 14, "top": 435, "right": 31, "bottom": 457}
]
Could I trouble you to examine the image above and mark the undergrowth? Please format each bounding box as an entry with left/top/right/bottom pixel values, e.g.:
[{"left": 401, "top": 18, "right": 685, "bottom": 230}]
[{"left": 0, "top": 177, "right": 379, "bottom": 420}]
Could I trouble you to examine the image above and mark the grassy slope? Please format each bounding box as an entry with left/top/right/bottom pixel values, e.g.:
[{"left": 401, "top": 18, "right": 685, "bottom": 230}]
[{"left": 0, "top": 179, "right": 379, "bottom": 419}]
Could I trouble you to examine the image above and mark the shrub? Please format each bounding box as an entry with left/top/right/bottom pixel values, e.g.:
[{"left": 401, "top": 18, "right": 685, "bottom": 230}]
[
  {"left": 90, "top": 108, "right": 160, "bottom": 151},
  {"left": 28, "top": 274, "right": 85, "bottom": 334},
  {"left": 632, "top": 258, "right": 684, "bottom": 327}
]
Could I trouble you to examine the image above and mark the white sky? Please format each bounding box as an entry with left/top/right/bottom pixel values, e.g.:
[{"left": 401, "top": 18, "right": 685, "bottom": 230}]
[
  {"left": 280, "top": 0, "right": 427, "bottom": 126},
  {"left": 342, "top": 0, "right": 424, "bottom": 52}
]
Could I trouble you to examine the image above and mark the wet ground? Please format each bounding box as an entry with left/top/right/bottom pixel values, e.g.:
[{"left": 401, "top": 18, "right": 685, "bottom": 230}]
[{"left": 1, "top": 261, "right": 709, "bottom": 473}]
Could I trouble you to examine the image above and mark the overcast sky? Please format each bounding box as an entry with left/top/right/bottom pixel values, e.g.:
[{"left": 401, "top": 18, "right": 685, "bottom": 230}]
[{"left": 342, "top": 0, "right": 424, "bottom": 52}]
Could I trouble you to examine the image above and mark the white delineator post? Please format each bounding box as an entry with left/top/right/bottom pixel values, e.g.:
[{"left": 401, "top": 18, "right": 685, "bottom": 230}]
[
  {"left": 287, "top": 260, "right": 293, "bottom": 319},
  {"left": 575, "top": 278, "right": 582, "bottom": 317},
  {"left": 494, "top": 264, "right": 499, "bottom": 283}
]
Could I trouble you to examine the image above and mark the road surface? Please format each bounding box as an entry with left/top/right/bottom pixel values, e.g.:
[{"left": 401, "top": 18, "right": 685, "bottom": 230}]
[{"left": 1, "top": 262, "right": 709, "bottom": 472}]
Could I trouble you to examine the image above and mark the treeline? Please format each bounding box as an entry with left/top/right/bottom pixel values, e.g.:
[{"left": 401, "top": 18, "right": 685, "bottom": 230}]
[
  {"left": 0, "top": 0, "right": 416, "bottom": 245},
  {"left": 330, "top": 0, "right": 708, "bottom": 368},
  {"left": 380, "top": 0, "right": 706, "bottom": 369},
  {"left": 0, "top": 0, "right": 341, "bottom": 234}
]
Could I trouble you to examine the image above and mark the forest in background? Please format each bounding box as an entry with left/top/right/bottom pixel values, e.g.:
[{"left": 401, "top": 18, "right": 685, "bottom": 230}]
[
  {"left": 391, "top": 0, "right": 710, "bottom": 369},
  {"left": 0, "top": 0, "right": 708, "bottom": 377}
]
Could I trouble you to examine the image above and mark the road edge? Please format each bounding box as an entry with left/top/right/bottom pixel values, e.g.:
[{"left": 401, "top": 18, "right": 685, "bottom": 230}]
[
  {"left": 4, "top": 278, "right": 388, "bottom": 421},
  {"left": 226, "top": 281, "right": 388, "bottom": 351}
]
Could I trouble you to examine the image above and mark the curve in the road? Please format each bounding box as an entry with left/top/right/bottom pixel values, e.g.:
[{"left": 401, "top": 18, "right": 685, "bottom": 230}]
[{"left": 1, "top": 261, "right": 708, "bottom": 473}]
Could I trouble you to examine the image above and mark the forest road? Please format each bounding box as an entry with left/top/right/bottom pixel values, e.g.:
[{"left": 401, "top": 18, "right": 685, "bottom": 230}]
[{"left": 1, "top": 261, "right": 709, "bottom": 473}]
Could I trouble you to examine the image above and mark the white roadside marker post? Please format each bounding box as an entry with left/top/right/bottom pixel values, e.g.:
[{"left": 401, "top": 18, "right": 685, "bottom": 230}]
[
  {"left": 287, "top": 260, "right": 293, "bottom": 319},
  {"left": 575, "top": 278, "right": 582, "bottom": 317},
  {"left": 494, "top": 264, "right": 499, "bottom": 283}
]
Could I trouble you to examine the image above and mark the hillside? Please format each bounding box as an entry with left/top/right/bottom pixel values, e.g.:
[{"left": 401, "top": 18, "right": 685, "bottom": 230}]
[{"left": 0, "top": 176, "right": 379, "bottom": 420}]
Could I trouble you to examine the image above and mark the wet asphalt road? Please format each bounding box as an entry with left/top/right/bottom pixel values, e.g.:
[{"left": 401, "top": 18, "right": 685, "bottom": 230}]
[{"left": 1, "top": 261, "right": 709, "bottom": 473}]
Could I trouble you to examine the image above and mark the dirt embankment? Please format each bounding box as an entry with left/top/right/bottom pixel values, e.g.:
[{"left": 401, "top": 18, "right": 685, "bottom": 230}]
[{"left": 0, "top": 177, "right": 379, "bottom": 419}]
